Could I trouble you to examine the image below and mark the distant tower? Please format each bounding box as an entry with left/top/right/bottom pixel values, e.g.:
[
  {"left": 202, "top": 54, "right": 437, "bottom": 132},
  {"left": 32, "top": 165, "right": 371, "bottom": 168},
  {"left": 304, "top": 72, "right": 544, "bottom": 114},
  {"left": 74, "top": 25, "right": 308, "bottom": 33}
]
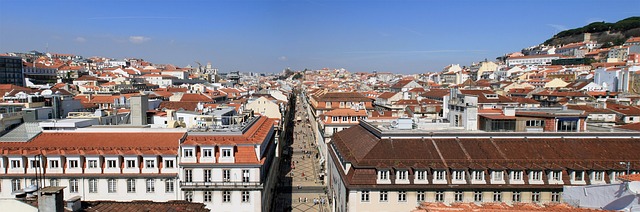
[{"left": 130, "top": 95, "right": 148, "bottom": 125}]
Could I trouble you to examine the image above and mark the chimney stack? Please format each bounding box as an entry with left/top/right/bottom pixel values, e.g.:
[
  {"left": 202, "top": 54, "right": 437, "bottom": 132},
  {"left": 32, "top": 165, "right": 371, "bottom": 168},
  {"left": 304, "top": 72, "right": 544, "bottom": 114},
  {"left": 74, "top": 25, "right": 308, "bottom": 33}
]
[{"left": 38, "top": 187, "right": 66, "bottom": 212}]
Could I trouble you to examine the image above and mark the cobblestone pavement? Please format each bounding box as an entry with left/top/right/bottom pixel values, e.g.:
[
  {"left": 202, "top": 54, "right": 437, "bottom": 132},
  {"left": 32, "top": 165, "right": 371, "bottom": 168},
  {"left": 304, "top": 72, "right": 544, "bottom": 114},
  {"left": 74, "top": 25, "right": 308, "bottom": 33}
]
[{"left": 274, "top": 94, "right": 329, "bottom": 212}]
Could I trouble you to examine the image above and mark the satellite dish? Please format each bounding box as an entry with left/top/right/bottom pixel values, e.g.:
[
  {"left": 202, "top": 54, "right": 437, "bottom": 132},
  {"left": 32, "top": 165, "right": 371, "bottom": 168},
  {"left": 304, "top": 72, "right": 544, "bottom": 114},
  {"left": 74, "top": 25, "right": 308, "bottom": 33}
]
[
  {"left": 391, "top": 120, "right": 398, "bottom": 127},
  {"left": 628, "top": 181, "right": 640, "bottom": 194},
  {"left": 24, "top": 184, "right": 38, "bottom": 193}
]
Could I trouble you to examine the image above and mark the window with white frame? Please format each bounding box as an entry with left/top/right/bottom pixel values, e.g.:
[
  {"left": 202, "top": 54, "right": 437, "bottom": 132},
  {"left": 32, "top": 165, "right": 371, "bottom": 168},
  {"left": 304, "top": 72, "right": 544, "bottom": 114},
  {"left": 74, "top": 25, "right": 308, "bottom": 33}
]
[
  {"left": 145, "top": 160, "right": 155, "bottom": 168},
  {"left": 49, "top": 160, "right": 59, "bottom": 168},
  {"left": 88, "top": 160, "right": 98, "bottom": 168},
  {"left": 435, "top": 171, "right": 445, "bottom": 180},
  {"left": 164, "top": 160, "right": 174, "bottom": 168},
  {"left": 512, "top": 171, "right": 523, "bottom": 181},
  {"left": 242, "top": 191, "right": 250, "bottom": 203},
  {"left": 435, "top": 191, "right": 444, "bottom": 202},
  {"left": 378, "top": 170, "right": 389, "bottom": 180},
  {"left": 454, "top": 191, "right": 463, "bottom": 202},
  {"left": 512, "top": 191, "right": 521, "bottom": 202},
  {"left": 532, "top": 191, "right": 541, "bottom": 202},
  {"left": 398, "top": 191, "right": 407, "bottom": 202},
  {"left": 574, "top": 171, "right": 584, "bottom": 181},
  {"left": 594, "top": 171, "right": 604, "bottom": 181},
  {"left": 107, "top": 160, "right": 117, "bottom": 168},
  {"left": 223, "top": 169, "right": 231, "bottom": 182},
  {"left": 11, "top": 179, "right": 21, "bottom": 191},
  {"left": 184, "top": 169, "right": 192, "bottom": 182},
  {"left": 492, "top": 171, "right": 503, "bottom": 181},
  {"left": 551, "top": 191, "right": 561, "bottom": 202},
  {"left": 416, "top": 171, "right": 426, "bottom": 180},
  {"left": 242, "top": 169, "right": 250, "bottom": 182},
  {"left": 203, "top": 169, "right": 212, "bottom": 182},
  {"left": 223, "top": 190, "right": 231, "bottom": 202},
  {"left": 69, "top": 179, "right": 78, "bottom": 193},
  {"left": 379, "top": 191, "right": 388, "bottom": 202},
  {"left": 473, "top": 171, "right": 484, "bottom": 180},
  {"left": 126, "top": 160, "right": 135, "bottom": 168},
  {"left": 69, "top": 160, "right": 79, "bottom": 168},
  {"left": 474, "top": 191, "right": 483, "bottom": 202},
  {"left": 203, "top": 149, "right": 213, "bottom": 157},
  {"left": 108, "top": 179, "right": 117, "bottom": 193},
  {"left": 30, "top": 160, "right": 41, "bottom": 168},
  {"left": 332, "top": 117, "right": 338, "bottom": 122},
  {"left": 146, "top": 179, "right": 155, "bottom": 193},
  {"left": 531, "top": 171, "right": 542, "bottom": 181},
  {"left": 493, "top": 191, "right": 502, "bottom": 202},
  {"left": 10, "top": 160, "right": 21, "bottom": 168},
  {"left": 342, "top": 116, "right": 348, "bottom": 121},
  {"left": 352, "top": 116, "right": 357, "bottom": 121},
  {"left": 454, "top": 171, "right": 464, "bottom": 180},
  {"left": 417, "top": 191, "right": 425, "bottom": 202},
  {"left": 165, "top": 179, "right": 174, "bottom": 193},
  {"left": 612, "top": 171, "right": 623, "bottom": 181},
  {"left": 397, "top": 170, "right": 408, "bottom": 180},
  {"left": 552, "top": 171, "right": 562, "bottom": 181},
  {"left": 204, "top": 191, "right": 212, "bottom": 202},
  {"left": 222, "top": 149, "right": 232, "bottom": 157},
  {"left": 183, "top": 149, "right": 194, "bottom": 157},
  {"left": 88, "top": 179, "right": 98, "bottom": 193},
  {"left": 361, "top": 190, "right": 370, "bottom": 202},
  {"left": 127, "top": 179, "right": 136, "bottom": 193}
]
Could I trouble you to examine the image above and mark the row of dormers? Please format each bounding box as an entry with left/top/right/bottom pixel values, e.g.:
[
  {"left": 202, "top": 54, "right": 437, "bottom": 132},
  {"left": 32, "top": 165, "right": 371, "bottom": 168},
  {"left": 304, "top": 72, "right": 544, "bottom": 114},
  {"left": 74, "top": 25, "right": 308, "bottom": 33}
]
[
  {"left": 374, "top": 169, "right": 635, "bottom": 186},
  {"left": 0, "top": 155, "right": 177, "bottom": 175}
]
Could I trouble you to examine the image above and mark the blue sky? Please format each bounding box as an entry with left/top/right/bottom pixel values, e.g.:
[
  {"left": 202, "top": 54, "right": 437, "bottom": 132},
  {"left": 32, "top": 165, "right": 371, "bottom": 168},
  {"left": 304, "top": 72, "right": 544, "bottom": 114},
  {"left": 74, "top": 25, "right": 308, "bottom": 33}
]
[{"left": 0, "top": 0, "right": 638, "bottom": 74}]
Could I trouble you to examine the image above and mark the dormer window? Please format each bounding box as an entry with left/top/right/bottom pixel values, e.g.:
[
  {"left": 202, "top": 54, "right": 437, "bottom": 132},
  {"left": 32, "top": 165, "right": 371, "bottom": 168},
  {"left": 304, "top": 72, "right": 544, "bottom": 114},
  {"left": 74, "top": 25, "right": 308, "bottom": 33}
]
[
  {"left": 88, "top": 160, "right": 98, "bottom": 169},
  {"left": 484, "top": 94, "right": 498, "bottom": 99},
  {"left": 492, "top": 171, "right": 504, "bottom": 181},
  {"left": 332, "top": 117, "right": 338, "bottom": 122},
  {"left": 183, "top": 149, "right": 194, "bottom": 158},
  {"left": 531, "top": 171, "right": 542, "bottom": 181},
  {"left": 106, "top": 160, "right": 117, "bottom": 168},
  {"left": 11, "top": 160, "right": 21, "bottom": 168},
  {"left": 49, "top": 160, "right": 59, "bottom": 168},
  {"left": 69, "top": 160, "right": 79, "bottom": 168},
  {"left": 203, "top": 149, "right": 213, "bottom": 157},
  {"left": 511, "top": 171, "right": 523, "bottom": 181},
  {"left": 416, "top": 171, "right": 426, "bottom": 180},
  {"left": 342, "top": 116, "right": 347, "bottom": 122},
  {"left": 593, "top": 171, "right": 604, "bottom": 181},
  {"left": 473, "top": 171, "right": 484, "bottom": 180},
  {"left": 551, "top": 171, "right": 562, "bottom": 181},
  {"left": 453, "top": 171, "right": 465, "bottom": 180},
  {"left": 378, "top": 170, "right": 389, "bottom": 180},
  {"left": 222, "top": 149, "right": 232, "bottom": 157},
  {"left": 397, "top": 170, "right": 408, "bottom": 180},
  {"left": 434, "top": 171, "right": 446, "bottom": 180},
  {"left": 574, "top": 171, "right": 584, "bottom": 181}
]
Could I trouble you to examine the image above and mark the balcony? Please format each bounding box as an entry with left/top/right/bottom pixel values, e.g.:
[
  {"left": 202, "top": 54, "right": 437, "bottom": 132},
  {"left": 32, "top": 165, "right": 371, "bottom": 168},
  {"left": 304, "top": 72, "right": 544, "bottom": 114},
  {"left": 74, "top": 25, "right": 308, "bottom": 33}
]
[{"left": 179, "top": 181, "right": 262, "bottom": 189}]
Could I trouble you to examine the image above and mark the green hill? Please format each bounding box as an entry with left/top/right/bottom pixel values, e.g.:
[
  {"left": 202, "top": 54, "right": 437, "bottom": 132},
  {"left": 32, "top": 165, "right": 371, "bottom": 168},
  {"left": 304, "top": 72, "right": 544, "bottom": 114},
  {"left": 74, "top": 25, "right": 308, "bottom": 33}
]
[{"left": 543, "top": 17, "right": 640, "bottom": 46}]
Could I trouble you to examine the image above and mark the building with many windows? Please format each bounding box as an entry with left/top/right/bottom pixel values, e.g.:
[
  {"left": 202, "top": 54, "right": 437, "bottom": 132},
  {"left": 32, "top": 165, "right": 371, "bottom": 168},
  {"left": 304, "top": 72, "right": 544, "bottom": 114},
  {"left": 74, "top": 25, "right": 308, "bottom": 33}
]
[
  {"left": 179, "top": 116, "right": 277, "bottom": 211},
  {"left": 0, "top": 115, "right": 278, "bottom": 212},
  {"left": 0, "top": 56, "right": 25, "bottom": 87},
  {"left": 327, "top": 121, "right": 640, "bottom": 212}
]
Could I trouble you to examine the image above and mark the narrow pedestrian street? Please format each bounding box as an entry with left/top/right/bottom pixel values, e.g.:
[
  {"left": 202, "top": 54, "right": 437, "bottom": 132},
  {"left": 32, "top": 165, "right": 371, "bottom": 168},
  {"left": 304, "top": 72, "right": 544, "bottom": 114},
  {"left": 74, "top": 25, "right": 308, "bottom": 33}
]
[{"left": 274, "top": 91, "right": 329, "bottom": 212}]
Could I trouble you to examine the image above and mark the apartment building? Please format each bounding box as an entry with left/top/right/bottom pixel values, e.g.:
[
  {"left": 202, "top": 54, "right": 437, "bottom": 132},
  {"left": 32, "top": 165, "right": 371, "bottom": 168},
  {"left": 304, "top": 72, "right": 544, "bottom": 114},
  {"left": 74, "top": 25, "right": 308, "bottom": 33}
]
[
  {"left": 327, "top": 121, "right": 640, "bottom": 212},
  {"left": 0, "top": 129, "right": 186, "bottom": 202},
  {"left": 0, "top": 115, "right": 277, "bottom": 212},
  {"left": 179, "top": 116, "right": 277, "bottom": 212}
]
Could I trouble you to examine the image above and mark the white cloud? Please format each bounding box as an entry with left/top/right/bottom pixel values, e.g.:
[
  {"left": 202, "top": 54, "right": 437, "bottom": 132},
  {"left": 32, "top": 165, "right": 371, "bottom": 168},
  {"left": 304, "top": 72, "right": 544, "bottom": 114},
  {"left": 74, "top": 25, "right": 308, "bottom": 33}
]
[
  {"left": 129, "top": 36, "right": 150, "bottom": 44},
  {"left": 75, "top": 37, "right": 86, "bottom": 43},
  {"left": 278, "top": 56, "right": 288, "bottom": 61},
  {"left": 547, "top": 24, "right": 568, "bottom": 32}
]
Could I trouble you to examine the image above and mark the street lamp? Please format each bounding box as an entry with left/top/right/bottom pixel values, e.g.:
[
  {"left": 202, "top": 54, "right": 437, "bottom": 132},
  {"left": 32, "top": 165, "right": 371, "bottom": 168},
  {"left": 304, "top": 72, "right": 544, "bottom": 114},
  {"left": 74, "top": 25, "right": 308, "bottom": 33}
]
[{"left": 620, "top": 161, "right": 631, "bottom": 175}]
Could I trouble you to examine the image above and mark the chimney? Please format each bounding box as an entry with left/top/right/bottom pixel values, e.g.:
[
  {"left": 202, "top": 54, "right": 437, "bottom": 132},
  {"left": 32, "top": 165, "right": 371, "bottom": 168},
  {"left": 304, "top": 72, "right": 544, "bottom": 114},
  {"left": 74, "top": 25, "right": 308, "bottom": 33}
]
[
  {"left": 65, "top": 196, "right": 82, "bottom": 212},
  {"left": 38, "top": 187, "right": 65, "bottom": 212}
]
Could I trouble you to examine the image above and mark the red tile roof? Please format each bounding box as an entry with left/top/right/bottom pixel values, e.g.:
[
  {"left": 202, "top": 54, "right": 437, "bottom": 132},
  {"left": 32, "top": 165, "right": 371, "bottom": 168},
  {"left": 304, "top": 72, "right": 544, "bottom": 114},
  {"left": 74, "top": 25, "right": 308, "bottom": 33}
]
[
  {"left": 84, "top": 200, "right": 209, "bottom": 212},
  {"left": 0, "top": 132, "right": 183, "bottom": 156}
]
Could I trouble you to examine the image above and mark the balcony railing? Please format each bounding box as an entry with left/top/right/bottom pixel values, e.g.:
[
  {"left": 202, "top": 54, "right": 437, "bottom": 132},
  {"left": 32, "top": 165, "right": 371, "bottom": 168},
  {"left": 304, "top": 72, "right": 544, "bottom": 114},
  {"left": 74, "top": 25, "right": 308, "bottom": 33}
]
[{"left": 179, "top": 181, "right": 262, "bottom": 189}]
